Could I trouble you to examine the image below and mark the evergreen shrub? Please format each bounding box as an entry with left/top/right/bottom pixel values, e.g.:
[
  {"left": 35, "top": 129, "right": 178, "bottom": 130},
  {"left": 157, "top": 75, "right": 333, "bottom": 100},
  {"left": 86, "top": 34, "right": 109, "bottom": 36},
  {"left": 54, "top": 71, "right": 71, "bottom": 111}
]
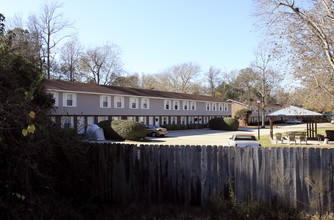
[
  {"left": 209, "top": 117, "right": 239, "bottom": 131},
  {"left": 97, "top": 120, "right": 122, "bottom": 139},
  {"left": 98, "top": 120, "right": 146, "bottom": 141},
  {"left": 224, "top": 117, "right": 239, "bottom": 131}
]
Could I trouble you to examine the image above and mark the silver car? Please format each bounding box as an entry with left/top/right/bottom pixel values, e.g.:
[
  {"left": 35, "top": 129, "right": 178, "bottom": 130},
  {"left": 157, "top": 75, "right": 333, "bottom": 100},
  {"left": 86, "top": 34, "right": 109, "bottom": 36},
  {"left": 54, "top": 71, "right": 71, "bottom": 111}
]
[
  {"left": 145, "top": 125, "right": 168, "bottom": 137},
  {"left": 228, "top": 134, "right": 261, "bottom": 147},
  {"left": 285, "top": 119, "right": 301, "bottom": 124}
]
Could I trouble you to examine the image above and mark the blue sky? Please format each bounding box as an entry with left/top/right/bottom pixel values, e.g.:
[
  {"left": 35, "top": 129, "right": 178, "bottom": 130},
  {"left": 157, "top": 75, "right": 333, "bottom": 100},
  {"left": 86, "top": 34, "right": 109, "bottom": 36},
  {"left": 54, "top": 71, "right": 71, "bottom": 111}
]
[{"left": 2, "top": 0, "right": 260, "bottom": 75}]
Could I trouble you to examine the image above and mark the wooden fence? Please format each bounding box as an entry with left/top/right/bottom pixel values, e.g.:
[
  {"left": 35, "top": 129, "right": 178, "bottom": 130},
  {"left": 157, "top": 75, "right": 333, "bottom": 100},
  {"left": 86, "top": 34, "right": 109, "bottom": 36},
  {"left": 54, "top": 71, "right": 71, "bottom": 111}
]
[{"left": 88, "top": 143, "right": 334, "bottom": 212}]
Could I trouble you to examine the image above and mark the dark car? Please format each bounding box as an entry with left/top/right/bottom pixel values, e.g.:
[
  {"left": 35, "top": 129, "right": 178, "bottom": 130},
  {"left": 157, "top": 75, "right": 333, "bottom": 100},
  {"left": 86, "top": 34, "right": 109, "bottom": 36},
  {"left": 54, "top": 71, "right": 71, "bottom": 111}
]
[{"left": 145, "top": 125, "right": 168, "bottom": 137}]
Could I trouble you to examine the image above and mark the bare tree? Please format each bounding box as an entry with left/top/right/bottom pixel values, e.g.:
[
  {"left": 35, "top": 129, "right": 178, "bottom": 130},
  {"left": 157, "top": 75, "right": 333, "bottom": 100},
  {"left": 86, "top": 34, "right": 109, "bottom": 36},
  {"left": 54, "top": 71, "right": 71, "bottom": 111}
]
[
  {"left": 159, "top": 62, "right": 201, "bottom": 93},
  {"left": 28, "top": 1, "right": 73, "bottom": 79},
  {"left": 254, "top": 0, "right": 334, "bottom": 111},
  {"left": 60, "top": 37, "right": 82, "bottom": 81},
  {"left": 112, "top": 73, "right": 140, "bottom": 88},
  {"left": 0, "top": 14, "right": 4, "bottom": 34},
  {"left": 80, "top": 43, "right": 123, "bottom": 85},
  {"left": 206, "top": 66, "right": 221, "bottom": 96},
  {"left": 252, "top": 44, "right": 282, "bottom": 126},
  {"left": 140, "top": 73, "right": 159, "bottom": 90}
]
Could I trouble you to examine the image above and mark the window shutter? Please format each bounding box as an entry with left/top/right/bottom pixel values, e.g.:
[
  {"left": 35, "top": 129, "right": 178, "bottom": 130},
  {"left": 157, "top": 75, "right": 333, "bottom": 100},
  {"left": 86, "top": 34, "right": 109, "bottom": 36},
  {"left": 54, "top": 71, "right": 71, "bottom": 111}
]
[
  {"left": 72, "top": 94, "right": 77, "bottom": 107},
  {"left": 100, "top": 96, "right": 103, "bottom": 108}
]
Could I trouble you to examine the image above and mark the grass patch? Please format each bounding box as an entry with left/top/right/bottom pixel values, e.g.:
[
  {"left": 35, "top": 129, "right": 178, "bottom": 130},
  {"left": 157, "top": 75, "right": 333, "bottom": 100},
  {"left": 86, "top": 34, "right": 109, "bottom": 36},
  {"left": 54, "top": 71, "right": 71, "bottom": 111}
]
[{"left": 259, "top": 127, "right": 334, "bottom": 148}]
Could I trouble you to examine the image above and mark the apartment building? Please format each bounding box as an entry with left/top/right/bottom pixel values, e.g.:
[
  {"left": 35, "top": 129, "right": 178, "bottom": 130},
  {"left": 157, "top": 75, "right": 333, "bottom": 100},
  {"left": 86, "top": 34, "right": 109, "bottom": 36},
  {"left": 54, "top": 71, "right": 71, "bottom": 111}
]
[{"left": 45, "top": 80, "right": 232, "bottom": 133}]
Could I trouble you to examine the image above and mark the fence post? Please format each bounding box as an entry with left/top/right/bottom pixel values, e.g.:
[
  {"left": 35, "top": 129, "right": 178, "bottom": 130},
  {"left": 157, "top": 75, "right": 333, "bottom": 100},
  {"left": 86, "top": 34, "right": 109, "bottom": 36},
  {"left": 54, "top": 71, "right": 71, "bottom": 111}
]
[{"left": 201, "top": 145, "right": 208, "bottom": 205}]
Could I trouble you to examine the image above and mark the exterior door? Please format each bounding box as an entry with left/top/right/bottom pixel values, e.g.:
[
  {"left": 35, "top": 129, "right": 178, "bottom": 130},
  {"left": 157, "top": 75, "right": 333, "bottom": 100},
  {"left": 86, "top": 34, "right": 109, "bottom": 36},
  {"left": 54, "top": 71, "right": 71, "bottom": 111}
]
[{"left": 154, "top": 117, "right": 160, "bottom": 126}]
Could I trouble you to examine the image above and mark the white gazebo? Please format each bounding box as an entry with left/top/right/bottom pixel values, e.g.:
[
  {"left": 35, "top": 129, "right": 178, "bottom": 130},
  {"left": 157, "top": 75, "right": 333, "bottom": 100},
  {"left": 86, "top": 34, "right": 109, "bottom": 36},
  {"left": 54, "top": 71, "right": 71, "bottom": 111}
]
[{"left": 268, "top": 106, "right": 323, "bottom": 139}]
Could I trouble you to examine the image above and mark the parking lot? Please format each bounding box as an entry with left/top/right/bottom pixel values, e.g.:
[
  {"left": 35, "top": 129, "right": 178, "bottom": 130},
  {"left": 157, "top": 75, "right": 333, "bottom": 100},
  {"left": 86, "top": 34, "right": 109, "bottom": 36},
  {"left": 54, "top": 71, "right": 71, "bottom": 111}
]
[{"left": 120, "top": 123, "right": 334, "bottom": 146}]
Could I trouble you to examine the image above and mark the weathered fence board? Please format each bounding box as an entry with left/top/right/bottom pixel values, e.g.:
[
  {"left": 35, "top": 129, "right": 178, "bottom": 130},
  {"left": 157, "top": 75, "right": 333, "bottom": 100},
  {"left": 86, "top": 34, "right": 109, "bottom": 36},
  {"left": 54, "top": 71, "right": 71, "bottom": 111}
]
[{"left": 88, "top": 143, "right": 334, "bottom": 213}]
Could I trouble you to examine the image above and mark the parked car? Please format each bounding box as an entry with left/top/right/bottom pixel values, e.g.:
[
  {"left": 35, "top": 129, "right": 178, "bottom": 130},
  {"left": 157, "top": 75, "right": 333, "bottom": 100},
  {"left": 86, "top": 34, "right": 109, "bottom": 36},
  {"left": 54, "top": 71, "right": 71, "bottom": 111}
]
[
  {"left": 285, "top": 119, "right": 301, "bottom": 124},
  {"left": 145, "top": 125, "right": 168, "bottom": 137},
  {"left": 228, "top": 134, "right": 261, "bottom": 147}
]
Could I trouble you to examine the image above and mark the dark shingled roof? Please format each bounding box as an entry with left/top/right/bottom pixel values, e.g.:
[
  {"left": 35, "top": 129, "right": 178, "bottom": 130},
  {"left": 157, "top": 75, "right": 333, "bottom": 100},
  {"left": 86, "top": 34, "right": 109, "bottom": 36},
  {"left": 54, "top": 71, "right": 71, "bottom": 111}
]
[{"left": 45, "top": 80, "right": 227, "bottom": 102}]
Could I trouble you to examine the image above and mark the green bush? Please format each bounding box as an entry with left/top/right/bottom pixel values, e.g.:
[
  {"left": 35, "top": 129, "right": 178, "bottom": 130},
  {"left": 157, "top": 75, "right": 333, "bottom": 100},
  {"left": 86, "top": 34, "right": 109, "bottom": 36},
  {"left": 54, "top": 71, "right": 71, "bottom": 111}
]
[
  {"left": 224, "top": 117, "right": 239, "bottom": 131},
  {"left": 98, "top": 120, "right": 146, "bottom": 141},
  {"left": 174, "top": 124, "right": 187, "bottom": 130},
  {"left": 0, "top": 29, "right": 91, "bottom": 219},
  {"left": 162, "top": 124, "right": 203, "bottom": 130},
  {"left": 234, "top": 108, "right": 252, "bottom": 120},
  {"left": 209, "top": 118, "right": 225, "bottom": 130},
  {"left": 97, "top": 120, "right": 122, "bottom": 139},
  {"left": 161, "top": 124, "right": 175, "bottom": 130},
  {"left": 209, "top": 117, "right": 239, "bottom": 131}
]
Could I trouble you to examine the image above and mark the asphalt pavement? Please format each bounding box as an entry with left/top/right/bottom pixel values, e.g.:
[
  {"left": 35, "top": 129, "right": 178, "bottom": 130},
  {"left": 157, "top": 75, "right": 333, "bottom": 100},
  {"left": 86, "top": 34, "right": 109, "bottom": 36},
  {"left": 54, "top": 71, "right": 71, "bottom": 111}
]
[{"left": 134, "top": 123, "right": 334, "bottom": 146}]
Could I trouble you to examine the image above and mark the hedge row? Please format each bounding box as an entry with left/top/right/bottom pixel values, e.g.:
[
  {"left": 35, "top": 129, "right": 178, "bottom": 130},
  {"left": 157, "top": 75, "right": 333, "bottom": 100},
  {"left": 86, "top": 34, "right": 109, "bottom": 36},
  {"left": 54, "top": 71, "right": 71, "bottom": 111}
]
[
  {"left": 208, "top": 117, "right": 239, "bottom": 131},
  {"left": 98, "top": 120, "right": 146, "bottom": 141}
]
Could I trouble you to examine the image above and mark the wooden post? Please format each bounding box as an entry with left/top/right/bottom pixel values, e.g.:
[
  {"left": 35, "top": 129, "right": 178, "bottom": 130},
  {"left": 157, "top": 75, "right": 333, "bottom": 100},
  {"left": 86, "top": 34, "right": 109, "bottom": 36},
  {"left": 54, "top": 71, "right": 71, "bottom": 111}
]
[
  {"left": 311, "top": 120, "right": 314, "bottom": 138},
  {"left": 270, "top": 117, "right": 274, "bottom": 140},
  {"left": 314, "top": 118, "right": 317, "bottom": 136},
  {"left": 306, "top": 119, "right": 309, "bottom": 138}
]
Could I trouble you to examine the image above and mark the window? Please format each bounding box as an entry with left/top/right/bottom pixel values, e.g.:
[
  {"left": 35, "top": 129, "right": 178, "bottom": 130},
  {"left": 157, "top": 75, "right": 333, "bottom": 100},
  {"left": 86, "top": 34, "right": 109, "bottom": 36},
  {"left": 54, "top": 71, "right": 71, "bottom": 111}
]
[
  {"left": 139, "top": 116, "right": 146, "bottom": 124},
  {"left": 127, "top": 116, "right": 136, "bottom": 121},
  {"left": 50, "top": 92, "right": 58, "bottom": 106},
  {"left": 218, "top": 103, "right": 223, "bottom": 111},
  {"left": 114, "top": 96, "right": 124, "bottom": 108},
  {"left": 98, "top": 116, "right": 108, "bottom": 122},
  {"left": 181, "top": 116, "right": 186, "bottom": 125},
  {"left": 100, "top": 95, "right": 111, "bottom": 108},
  {"left": 129, "top": 97, "right": 139, "bottom": 109},
  {"left": 171, "top": 116, "right": 177, "bottom": 124},
  {"left": 162, "top": 116, "right": 168, "bottom": 125},
  {"left": 141, "top": 98, "right": 150, "bottom": 109},
  {"left": 183, "top": 101, "right": 189, "bottom": 110},
  {"left": 61, "top": 116, "right": 74, "bottom": 128},
  {"left": 212, "top": 103, "right": 217, "bottom": 111},
  {"left": 188, "top": 116, "right": 194, "bottom": 124},
  {"left": 173, "top": 101, "right": 180, "bottom": 110},
  {"left": 112, "top": 116, "right": 122, "bottom": 120},
  {"left": 224, "top": 104, "right": 228, "bottom": 111},
  {"left": 164, "top": 100, "right": 171, "bottom": 110},
  {"left": 63, "top": 93, "right": 76, "bottom": 107},
  {"left": 204, "top": 116, "right": 209, "bottom": 124},
  {"left": 206, "top": 102, "right": 211, "bottom": 111},
  {"left": 190, "top": 101, "right": 196, "bottom": 111}
]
